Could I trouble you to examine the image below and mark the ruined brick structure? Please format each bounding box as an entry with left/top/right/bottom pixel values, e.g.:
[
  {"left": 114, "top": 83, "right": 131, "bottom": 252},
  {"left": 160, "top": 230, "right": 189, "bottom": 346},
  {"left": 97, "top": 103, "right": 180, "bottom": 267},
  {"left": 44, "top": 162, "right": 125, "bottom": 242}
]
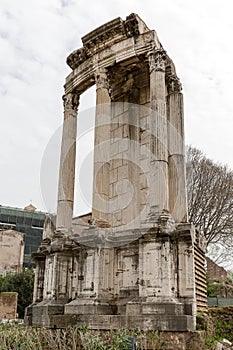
[
  {"left": 25, "top": 14, "right": 206, "bottom": 331},
  {"left": 206, "top": 257, "right": 228, "bottom": 281},
  {"left": 0, "top": 292, "right": 18, "bottom": 320}
]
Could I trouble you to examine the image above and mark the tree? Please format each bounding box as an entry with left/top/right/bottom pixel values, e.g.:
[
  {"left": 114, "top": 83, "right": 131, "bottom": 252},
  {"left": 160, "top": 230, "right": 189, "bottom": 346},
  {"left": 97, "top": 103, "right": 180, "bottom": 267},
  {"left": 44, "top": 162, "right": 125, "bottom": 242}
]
[
  {"left": 186, "top": 146, "right": 233, "bottom": 246},
  {"left": 207, "top": 236, "right": 233, "bottom": 270},
  {"left": 0, "top": 269, "right": 34, "bottom": 318}
]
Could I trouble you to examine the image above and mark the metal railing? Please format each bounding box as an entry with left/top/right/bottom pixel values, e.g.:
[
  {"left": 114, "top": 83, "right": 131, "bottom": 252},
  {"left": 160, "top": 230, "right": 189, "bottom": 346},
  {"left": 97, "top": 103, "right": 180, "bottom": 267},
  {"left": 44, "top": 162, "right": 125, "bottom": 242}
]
[{"left": 207, "top": 297, "right": 233, "bottom": 307}]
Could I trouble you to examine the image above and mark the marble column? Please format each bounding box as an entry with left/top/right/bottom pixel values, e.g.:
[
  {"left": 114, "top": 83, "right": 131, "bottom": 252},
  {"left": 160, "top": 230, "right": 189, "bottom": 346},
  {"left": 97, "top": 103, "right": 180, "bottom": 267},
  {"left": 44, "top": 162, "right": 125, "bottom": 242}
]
[
  {"left": 56, "top": 92, "right": 79, "bottom": 233},
  {"left": 92, "top": 68, "right": 111, "bottom": 223},
  {"left": 148, "top": 50, "right": 169, "bottom": 217},
  {"left": 167, "top": 75, "right": 188, "bottom": 222}
]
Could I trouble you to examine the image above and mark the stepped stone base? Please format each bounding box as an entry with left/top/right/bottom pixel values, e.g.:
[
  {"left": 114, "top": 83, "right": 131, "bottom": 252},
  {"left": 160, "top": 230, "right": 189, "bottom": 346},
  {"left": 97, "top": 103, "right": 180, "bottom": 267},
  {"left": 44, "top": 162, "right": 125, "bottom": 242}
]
[
  {"left": 25, "top": 221, "right": 206, "bottom": 332},
  {"left": 26, "top": 312, "right": 195, "bottom": 332},
  {"left": 26, "top": 298, "right": 196, "bottom": 331}
]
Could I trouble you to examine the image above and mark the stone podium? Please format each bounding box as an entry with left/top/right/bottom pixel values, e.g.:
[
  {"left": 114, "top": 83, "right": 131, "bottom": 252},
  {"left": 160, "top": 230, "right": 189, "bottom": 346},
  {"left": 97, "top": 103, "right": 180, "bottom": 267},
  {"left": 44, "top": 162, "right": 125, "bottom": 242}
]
[{"left": 25, "top": 14, "right": 206, "bottom": 331}]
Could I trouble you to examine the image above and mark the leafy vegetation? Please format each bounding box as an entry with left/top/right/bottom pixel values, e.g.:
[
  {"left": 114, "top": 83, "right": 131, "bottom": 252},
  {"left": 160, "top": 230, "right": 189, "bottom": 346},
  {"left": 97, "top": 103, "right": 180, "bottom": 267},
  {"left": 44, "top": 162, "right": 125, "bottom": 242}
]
[
  {"left": 206, "top": 274, "right": 222, "bottom": 297},
  {"left": 0, "top": 320, "right": 232, "bottom": 350},
  {"left": 0, "top": 324, "right": 169, "bottom": 350},
  {"left": 206, "top": 271, "right": 233, "bottom": 298},
  {"left": 0, "top": 324, "right": 168, "bottom": 350},
  {"left": 196, "top": 307, "right": 233, "bottom": 349},
  {"left": 0, "top": 268, "right": 34, "bottom": 318},
  {"left": 204, "top": 335, "right": 220, "bottom": 349},
  {"left": 209, "top": 306, "right": 233, "bottom": 342}
]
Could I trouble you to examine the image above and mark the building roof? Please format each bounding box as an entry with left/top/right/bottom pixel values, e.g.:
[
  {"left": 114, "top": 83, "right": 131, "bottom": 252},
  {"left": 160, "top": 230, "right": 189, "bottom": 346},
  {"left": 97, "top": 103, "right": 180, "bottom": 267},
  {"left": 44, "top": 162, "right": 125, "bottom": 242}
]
[
  {"left": 0, "top": 205, "right": 47, "bottom": 217},
  {"left": 24, "top": 203, "right": 37, "bottom": 211}
]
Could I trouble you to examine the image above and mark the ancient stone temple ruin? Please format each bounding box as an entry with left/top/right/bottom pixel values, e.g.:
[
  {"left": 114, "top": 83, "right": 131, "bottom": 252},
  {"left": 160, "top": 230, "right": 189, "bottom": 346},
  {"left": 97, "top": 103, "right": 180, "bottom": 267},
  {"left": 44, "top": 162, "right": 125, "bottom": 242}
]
[{"left": 25, "top": 14, "right": 206, "bottom": 331}]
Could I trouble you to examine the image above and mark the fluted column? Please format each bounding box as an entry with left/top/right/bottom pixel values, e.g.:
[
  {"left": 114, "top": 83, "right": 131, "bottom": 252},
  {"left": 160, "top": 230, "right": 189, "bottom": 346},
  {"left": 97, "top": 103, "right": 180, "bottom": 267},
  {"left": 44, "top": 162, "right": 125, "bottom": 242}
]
[
  {"left": 32, "top": 255, "right": 45, "bottom": 303},
  {"left": 56, "top": 91, "right": 79, "bottom": 233},
  {"left": 148, "top": 50, "right": 169, "bottom": 217},
  {"left": 92, "top": 68, "right": 111, "bottom": 223},
  {"left": 167, "top": 75, "right": 188, "bottom": 222}
]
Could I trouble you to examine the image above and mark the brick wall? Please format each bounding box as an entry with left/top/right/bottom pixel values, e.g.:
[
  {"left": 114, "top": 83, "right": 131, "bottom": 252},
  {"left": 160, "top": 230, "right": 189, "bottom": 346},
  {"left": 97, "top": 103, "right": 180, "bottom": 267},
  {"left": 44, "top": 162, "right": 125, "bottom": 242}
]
[{"left": 206, "top": 257, "right": 227, "bottom": 281}]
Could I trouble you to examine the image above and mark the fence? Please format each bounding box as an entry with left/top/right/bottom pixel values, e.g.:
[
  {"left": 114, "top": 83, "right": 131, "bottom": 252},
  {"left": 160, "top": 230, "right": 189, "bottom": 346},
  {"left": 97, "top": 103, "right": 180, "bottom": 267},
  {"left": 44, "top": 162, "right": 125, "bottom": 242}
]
[{"left": 207, "top": 297, "right": 233, "bottom": 307}]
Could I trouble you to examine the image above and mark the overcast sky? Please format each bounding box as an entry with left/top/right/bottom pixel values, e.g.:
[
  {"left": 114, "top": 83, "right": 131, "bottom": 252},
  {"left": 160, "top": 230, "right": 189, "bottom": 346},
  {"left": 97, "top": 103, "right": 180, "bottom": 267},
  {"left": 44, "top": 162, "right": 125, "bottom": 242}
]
[{"left": 0, "top": 0, "right": 232, "bottom": 215}]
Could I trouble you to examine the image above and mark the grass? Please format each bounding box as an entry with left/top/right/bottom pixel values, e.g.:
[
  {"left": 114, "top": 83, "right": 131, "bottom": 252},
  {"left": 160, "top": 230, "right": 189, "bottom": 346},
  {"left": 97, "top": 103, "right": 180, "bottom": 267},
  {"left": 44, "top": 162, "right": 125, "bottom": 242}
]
[
  {"left": 0, "top": 312, "right": 232, "bottom": 350},
  {"left": 0, "top": 324, "right": 167, "bottom": 350}
]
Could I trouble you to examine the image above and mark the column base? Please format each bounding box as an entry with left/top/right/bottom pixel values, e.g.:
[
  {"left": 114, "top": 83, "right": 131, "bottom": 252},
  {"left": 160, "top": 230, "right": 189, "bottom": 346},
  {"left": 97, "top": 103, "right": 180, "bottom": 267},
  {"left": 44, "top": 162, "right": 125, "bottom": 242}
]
[
  {"left": 126, "top": 298, "right": 196, "bottom": 331},
  {"left": 26, "top": 300, "right": 67, "bottom": 328},
  {"left": 64, "top": 298, "right": 115, "bottom": 315}
]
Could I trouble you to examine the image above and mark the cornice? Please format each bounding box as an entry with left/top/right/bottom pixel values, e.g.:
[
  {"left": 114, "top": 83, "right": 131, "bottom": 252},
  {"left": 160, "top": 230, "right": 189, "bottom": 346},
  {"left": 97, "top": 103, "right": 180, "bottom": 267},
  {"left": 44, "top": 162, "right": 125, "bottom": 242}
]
[{"left": 66, "top": 14, "right": 150, "bottom": 70}]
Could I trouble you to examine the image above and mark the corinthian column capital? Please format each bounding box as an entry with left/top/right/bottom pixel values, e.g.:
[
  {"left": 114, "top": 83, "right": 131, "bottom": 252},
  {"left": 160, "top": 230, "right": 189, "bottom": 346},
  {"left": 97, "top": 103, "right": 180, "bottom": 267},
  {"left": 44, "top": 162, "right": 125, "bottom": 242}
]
[
  {"left": 166, "top": 74, "right": 182, "bottom": 94},
  {"left": 94, "top": 68, "right": 109, "bottom": 90},
  {"left": 62, "top": 92, "right": 80, "bottom": 112},
  {"left": 148, "top": 49, "right": 167, "bottom": 73}
]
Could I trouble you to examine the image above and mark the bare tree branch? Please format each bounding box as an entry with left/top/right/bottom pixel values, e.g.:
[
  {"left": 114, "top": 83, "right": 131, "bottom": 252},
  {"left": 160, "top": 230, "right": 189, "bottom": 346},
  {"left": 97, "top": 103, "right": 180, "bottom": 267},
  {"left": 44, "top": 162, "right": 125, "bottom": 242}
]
[{"left": 186, "top": 146, "right": 233, "bottom": 245}]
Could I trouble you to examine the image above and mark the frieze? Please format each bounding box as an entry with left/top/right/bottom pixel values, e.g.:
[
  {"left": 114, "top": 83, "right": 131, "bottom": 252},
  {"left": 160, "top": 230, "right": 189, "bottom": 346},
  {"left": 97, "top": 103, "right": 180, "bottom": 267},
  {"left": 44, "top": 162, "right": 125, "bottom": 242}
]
[
  {"left": 66, "top": 14, "right": 146, "bottom": 70},
  {"left": 82, "top": 17, "right": 124, "bottom": 47}
]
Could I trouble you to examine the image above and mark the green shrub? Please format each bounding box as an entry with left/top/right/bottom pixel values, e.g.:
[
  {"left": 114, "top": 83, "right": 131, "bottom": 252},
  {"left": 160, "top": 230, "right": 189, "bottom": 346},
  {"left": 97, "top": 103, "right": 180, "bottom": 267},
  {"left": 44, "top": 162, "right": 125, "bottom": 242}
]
[{"left": 0, "top": 269, "right": 34, "bottom": 318}]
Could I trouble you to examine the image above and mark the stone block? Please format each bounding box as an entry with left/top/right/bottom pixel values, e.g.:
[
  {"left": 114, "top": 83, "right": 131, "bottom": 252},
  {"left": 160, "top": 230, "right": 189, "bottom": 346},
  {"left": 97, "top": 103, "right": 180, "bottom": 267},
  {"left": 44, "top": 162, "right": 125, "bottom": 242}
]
[
  {"left": 110, "top": 168, "right": 118, "bottom": 184},
  {"left": 110, "top": 141, "right": 119, "bottom": 156},
  {"left": 139, "top": 173, "right": 148, "bottom": 189},
  {"left": 113, "top": 125, "right": 123, "bottom": 139},
  {"left": 118, "top": 111, "right": 129, "bottom": 125},
  {"left": 140, "top": 188, "right": 149, "bottom": 205},
  {"left": 112, "top": 158, "right": 123, "bottom": 169},
  {"left": 140, "top": 116, "right": 149, "bottom": 131},
  {"left": 118, "top": 164, "right": 128, "bottom": 179},
  {"left": 112, "top": 211, "right": 122, "bottom": 226},
  {"left": 123, "top": 124, "right": 129, "bottom": 138}
]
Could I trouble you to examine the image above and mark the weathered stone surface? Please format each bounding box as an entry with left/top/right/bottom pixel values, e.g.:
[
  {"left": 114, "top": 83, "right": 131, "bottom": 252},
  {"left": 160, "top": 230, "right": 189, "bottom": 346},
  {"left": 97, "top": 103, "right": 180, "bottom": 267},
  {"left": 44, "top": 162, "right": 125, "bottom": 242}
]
[
  {"left": 26, "top": 14, "right": 207, "bottom": 331},
  {"left": 56, "top": 92, "right": 79, "bottom": 233},
  {"left": 0, "top": 229, "right": 24, "bottom": 275},
  {"left": 0, "top": 292, "right": 18, "bottom": 320}
]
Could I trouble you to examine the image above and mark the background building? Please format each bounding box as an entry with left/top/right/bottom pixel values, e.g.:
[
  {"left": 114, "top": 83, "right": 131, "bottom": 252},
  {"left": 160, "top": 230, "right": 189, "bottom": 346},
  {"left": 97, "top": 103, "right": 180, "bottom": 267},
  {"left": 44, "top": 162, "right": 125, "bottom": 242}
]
[{"left": 0, "top": 204, "right": 46, "bottom": 267}]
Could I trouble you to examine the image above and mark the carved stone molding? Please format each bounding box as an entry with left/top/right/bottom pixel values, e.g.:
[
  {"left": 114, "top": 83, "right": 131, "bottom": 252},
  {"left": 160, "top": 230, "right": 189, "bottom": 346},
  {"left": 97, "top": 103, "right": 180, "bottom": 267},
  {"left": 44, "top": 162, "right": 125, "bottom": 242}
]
[
  {"left": 66, "top": 14, "right": 148, "bottom": 70},
  {"left": 94, "top": 68, "right": 109, "bottom": 90},
  {"left": 66, "top": 48, "right": 89, "bottom": 70},
  {"left": 148, "top": 50, "right": 167, "bottom": 73},
  {"left": 62, "top": 92, "right": 80, "bottom": 112},
  {"left": 124, "top": 13, "right": 140, "bottom": 38},
  {"left": 166, "top": 74, "right": 182, "bottom": 94},
  {"left": 82, "top": 17, "right": 125, "bottom": 50},
  {"left": 158, "top": 209, "right": 176, "bottom": 235}
]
